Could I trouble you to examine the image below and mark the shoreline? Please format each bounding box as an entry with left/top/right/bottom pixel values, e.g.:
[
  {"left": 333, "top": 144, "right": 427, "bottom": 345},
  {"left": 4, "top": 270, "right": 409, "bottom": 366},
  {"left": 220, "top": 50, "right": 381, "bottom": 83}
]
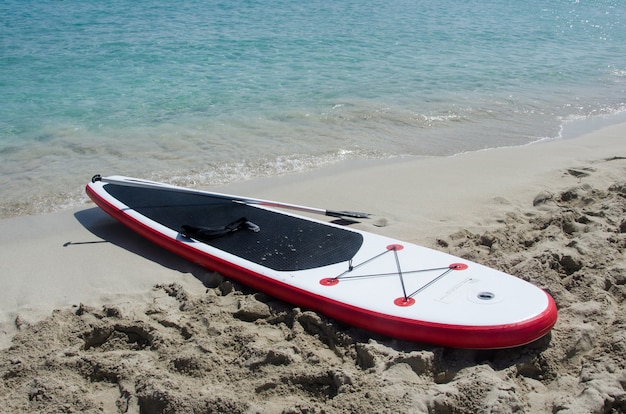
[
  {"left": 1, "top": 110, "right": 625, "bottom": 222},
  {"left": 0, "top": 120, "right": 624, "bottom": 412},
  {"left": 218, "top": 119, "right": 625, "bottom": 245}
]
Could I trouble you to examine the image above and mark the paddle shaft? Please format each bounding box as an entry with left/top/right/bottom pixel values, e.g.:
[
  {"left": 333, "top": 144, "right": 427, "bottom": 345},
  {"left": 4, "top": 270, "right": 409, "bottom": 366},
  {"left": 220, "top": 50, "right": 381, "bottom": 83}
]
[{"left": 92, "top": 175, "right": 370, "bottom": 219}]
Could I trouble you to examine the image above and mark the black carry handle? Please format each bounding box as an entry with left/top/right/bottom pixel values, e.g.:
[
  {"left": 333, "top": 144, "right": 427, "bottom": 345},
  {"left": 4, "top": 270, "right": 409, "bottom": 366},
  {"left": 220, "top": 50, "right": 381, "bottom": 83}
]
[{"left": 181, "top": 217, "right": 259, "bottom": 242}]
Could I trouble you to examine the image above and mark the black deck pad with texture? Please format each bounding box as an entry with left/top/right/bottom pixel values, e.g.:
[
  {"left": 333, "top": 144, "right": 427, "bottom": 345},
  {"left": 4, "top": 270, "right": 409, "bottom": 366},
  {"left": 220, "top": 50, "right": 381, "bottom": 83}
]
[{"left": 104, "top": 184, "right": 364, "bottom": 272}]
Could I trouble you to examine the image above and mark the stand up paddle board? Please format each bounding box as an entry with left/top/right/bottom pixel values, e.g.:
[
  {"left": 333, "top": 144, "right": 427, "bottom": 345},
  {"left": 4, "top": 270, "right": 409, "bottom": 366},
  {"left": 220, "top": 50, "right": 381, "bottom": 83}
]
[{"left": 86, "top": 175, "right": 557, "bottom": 348}]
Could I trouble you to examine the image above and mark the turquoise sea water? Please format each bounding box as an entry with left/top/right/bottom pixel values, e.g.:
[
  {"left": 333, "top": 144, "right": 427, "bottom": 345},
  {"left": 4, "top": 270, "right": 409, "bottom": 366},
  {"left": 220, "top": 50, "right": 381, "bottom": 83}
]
[{"left": 1, "top": 0, "right": 625, "bottom": 217}]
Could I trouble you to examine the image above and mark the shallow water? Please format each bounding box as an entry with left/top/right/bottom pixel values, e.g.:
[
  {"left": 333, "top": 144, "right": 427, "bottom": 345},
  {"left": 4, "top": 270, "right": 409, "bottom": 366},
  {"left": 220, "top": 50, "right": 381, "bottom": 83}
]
[{"left": 1, "top": 0, "right": 625, "bottom": 217}]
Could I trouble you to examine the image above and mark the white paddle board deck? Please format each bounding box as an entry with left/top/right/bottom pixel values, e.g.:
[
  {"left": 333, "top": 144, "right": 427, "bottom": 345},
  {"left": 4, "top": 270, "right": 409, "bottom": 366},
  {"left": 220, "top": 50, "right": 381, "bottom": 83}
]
[{"left": 86, "top": 175, "right": 557, "bottom": 348}]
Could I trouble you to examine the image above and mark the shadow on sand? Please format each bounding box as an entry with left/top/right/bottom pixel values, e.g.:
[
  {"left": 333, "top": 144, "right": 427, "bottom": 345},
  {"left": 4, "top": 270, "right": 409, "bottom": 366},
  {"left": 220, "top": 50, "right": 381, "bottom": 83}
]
[{"left": 71, "top": 207, "right": 218, "bottom": 287}]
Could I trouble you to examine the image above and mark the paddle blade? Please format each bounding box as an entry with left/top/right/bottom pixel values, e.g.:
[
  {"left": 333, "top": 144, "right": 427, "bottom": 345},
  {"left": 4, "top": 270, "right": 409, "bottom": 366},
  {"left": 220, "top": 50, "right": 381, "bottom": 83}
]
[{"left": 326, "top": 210, "right": 370, "bottom": 219}]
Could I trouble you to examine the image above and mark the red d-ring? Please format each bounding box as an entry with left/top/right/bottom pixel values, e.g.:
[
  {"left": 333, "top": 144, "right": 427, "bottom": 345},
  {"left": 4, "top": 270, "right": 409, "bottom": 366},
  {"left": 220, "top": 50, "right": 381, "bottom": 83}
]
[
  {"left": 387, "top": 244, "right": 404, "bottom": 251},
  {"left": 449, "top": 263, "right": 468, "bottom": 270},
  {"left": 320, "top": 278, "right": 339, "bottom": 286},
  {"left": 394, "top": 297, "right": 415, "bottom": 306}
]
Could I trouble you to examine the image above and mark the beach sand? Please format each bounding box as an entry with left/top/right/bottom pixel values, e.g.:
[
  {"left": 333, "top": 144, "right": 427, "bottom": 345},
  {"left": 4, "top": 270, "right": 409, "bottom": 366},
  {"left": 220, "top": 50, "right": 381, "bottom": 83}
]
[{"left": 0, "top": 122, "right": 624, "bottom": 413}]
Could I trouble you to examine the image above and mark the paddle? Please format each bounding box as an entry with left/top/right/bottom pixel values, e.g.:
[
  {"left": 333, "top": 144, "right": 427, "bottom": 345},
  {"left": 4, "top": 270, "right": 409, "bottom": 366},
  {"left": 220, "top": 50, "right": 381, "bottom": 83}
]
[{"left": 91, "top": 175, "right": 370, "bottom": 219}]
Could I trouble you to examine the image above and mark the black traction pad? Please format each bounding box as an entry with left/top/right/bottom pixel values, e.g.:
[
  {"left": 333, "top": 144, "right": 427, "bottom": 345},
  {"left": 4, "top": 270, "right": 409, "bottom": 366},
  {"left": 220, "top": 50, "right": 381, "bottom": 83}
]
[{"left": 104, "top": 184, "right": 364, "bottom": 272}]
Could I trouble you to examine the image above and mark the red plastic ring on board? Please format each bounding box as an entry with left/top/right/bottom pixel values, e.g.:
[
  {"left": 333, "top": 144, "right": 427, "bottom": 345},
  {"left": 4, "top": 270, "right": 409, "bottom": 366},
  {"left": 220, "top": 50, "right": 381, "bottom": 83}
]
[
  {"left": 320, "top": 278, "right": 339, "bottom": 286},
  {"left": 387, "top": 244, "right": 404, "bottom": 251},
  {"left": 394, "top": 297, "right": 415, "bottom": 306},
  {"left": 449, "top": 263, "right": 468, "bottom": 270}
]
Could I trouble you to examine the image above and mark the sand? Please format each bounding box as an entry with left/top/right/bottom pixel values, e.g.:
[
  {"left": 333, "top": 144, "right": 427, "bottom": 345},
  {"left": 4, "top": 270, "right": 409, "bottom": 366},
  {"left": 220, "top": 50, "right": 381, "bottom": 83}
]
[{"left": 0, "top": 121, "right": 624, "bottom": 413}]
